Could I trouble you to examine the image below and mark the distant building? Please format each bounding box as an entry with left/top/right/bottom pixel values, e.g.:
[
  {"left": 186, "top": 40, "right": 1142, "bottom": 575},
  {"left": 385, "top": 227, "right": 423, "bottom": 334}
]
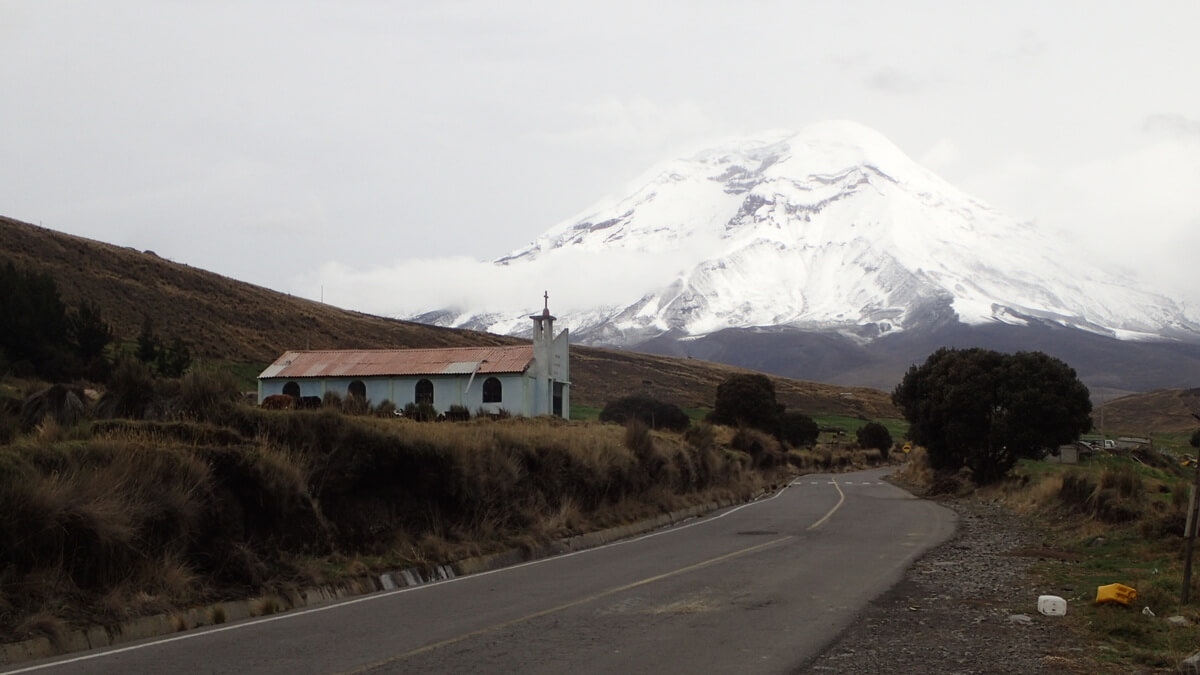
[
  {"left": 1048, "top": 443, "right": 1083, "bottom": 464},
  {"left": 257, "top": 296, "right": 570, "bottom": 418},
  {"left": 1116, "top": 436, "right": 1152, "bottom": 450}
]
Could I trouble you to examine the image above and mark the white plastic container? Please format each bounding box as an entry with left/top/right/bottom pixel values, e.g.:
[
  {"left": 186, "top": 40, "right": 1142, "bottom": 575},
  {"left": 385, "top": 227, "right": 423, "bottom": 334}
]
[{"left": 1037, "top": 595, "right": 1068, "bottom": 616}]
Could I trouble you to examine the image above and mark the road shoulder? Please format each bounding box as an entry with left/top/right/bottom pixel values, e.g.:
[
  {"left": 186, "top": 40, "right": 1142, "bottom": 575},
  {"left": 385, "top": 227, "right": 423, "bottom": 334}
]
[{"left": 802, "top": 496, "right": 1100, "bottom": 674}]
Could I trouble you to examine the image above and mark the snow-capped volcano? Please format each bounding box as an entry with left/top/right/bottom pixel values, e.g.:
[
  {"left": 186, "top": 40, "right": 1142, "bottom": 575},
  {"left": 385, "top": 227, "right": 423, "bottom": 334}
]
[{"left": 418, "top": 121, "right": 1197, "bottom": 347}]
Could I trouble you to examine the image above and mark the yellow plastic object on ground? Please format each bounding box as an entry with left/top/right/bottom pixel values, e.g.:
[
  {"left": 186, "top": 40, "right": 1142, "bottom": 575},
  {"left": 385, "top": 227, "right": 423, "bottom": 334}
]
[{"left": 1096, "top": 583, "right": 1137, "bottom": 606}]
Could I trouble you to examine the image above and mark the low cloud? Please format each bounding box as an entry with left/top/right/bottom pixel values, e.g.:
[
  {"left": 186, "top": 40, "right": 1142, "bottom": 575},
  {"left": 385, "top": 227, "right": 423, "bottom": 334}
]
[
  {"left": 1026, "top": 139, "right": 1200, "bottom": 318},
  {"left": 864, "top": 68, "right": 923, "bottom": 94},
  {"left": 540, "top": 97, "right": 712, "bottom": 149},
  {"left": 300, "top": 246, "right": 688, "bottom": 323},
  {"left": 1143, "top": 114, "right": 1200, "bottom": 139},
  {"left": 919, "top": 138, "right": 960, "bottom": 171}
]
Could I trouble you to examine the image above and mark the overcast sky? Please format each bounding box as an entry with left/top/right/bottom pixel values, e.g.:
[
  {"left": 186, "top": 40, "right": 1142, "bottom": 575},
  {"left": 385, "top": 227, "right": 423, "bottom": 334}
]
[{"left": 3, "top": 1, "right": 1199, "bottom": 317}]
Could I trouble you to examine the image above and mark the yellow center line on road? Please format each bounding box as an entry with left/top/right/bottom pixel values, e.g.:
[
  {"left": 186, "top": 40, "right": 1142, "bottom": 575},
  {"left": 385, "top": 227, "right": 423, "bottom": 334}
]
[
  {"left": 336, "top": 534, "right": 794, "bottom": 675},
  {"left": 339, "top": 478, "right": 850, "bottom": 674},
  {"left": 807, "top": 477, "right": 845, "bottom": 531}
]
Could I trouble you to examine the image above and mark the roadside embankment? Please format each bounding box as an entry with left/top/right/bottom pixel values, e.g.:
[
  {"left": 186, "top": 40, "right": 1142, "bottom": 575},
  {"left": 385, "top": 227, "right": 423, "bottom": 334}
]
[{"left": 2, "top": 397, "right": 895, "bottom": 665}]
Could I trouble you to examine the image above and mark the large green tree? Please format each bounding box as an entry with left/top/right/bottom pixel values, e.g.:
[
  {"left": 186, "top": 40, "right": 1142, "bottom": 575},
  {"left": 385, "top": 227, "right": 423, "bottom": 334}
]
[
  {"left": 856, "top": 422, "right": 893, "bottom": 458},
  {"left": 707, "top": 373, "right": 781, "bottom": 431},
  {"left": 892, "top": 347, "right": 1092, "bottom": 484},
  {"left": 1, "top": 259, "right": 120, "bottom": 381},
  {"left": 0, "top": 259, "right": 68, "bottom": 372}
]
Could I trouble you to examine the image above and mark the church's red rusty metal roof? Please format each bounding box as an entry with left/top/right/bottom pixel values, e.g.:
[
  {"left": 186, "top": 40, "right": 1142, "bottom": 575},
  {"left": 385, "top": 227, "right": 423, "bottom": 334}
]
[{"left": 258, "top": 346, "right": 535, "bottom": 379}]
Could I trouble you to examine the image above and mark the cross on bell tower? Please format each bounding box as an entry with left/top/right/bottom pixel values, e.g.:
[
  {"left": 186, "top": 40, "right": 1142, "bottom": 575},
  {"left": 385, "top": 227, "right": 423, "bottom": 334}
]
[{"left": 530, "top": 291, "right": 556, "bottom": 340}]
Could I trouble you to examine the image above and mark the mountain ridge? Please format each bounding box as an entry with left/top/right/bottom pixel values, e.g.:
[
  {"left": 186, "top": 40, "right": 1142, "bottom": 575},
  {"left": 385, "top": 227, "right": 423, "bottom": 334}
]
[{"left": 416, "top": 121, "right": 1200, "bottom": 394}]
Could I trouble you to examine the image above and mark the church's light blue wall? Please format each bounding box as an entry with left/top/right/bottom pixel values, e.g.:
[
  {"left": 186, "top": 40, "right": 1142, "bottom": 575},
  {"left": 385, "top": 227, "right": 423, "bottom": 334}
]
[{"left": 259, "top": 373, "right": 530, "bottom": 415}]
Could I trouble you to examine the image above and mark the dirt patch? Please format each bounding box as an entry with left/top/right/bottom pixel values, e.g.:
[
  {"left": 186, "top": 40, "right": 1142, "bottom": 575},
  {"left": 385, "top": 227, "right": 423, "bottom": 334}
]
[{"left": 1006, "top": 547, "right": 1085, "bottom": 563}]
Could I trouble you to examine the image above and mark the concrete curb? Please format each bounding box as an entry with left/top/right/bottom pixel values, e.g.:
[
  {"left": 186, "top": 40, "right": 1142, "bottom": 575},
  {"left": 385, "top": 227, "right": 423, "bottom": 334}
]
[{"left": 1, "top": 494, "right": 753, "bottom": 667}]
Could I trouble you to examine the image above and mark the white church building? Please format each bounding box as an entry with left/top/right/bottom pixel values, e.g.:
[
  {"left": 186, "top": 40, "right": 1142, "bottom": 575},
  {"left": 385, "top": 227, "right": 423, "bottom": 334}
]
[{"left": 257, "top": 299, "right": 570, "bottom": 418}]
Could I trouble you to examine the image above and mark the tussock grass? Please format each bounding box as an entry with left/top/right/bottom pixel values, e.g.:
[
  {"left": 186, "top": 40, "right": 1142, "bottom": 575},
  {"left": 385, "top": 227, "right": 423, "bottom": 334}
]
[
  {"left": 892, "top": 447, "right": 933, "bottom": 484},
  {"left": 13, "top": 612, "right": 68, "bottom": 648},
  {"left": 0, "top": 405, "right": 808, "bottom": 641},
  {"left": 178, "top": 367, "right": 241, "bottom": 420},
  {"left": 1053, "top": 465, "right": 1149, "bottom": 523},
  {"left": 209, "top": 605, "right": 226, "bottom": 625}
]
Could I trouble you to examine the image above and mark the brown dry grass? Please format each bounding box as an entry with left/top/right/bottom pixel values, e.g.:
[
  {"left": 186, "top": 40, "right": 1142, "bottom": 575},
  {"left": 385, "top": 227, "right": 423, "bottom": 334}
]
[
  {"left": 891, "top": 447, "right": 934, "bottom": 485},
  {"left": 7, "top": 401, "right": 873, "bottom": 642},
  {"left": 1097, "top": 388, "right": 1200, "bottom": 434}
]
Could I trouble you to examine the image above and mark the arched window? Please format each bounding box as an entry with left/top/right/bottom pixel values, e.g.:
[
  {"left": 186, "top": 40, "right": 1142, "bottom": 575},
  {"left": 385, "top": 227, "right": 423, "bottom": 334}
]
[
  {"left": 415, "top": 379, "right": 434, "bottom": 405},
  {"left": 482, "top": 377, "right": 502, "bottom": 403},
  {"left": 348, "top": 380, "right": 366, "bottom": 400},
  {"left": 283, "top": 381, "right": 300, "bottom": 398}
]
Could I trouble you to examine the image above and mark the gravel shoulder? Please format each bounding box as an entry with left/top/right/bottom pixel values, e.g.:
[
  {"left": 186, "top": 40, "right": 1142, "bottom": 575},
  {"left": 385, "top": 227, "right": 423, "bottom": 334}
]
[{"left": 801, "top": 492, "right": 1106, "bottom": 674}]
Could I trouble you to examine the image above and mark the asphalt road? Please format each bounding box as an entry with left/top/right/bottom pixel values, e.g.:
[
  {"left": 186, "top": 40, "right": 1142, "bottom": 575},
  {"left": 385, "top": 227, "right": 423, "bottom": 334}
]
[{"left": 6, "top": 467, "right": 955, "bottom": 675}]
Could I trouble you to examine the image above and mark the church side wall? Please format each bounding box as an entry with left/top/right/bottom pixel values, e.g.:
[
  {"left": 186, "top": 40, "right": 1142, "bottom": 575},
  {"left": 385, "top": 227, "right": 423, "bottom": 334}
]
[{"left": 259, "top": 374, "right": 530, "bottom": 415}]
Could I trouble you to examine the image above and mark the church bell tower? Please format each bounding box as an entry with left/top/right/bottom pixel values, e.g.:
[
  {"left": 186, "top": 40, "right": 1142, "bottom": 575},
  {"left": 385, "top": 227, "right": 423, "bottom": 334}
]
[{"left": 528, "top": 291, "right": 567, "bottom": 417}]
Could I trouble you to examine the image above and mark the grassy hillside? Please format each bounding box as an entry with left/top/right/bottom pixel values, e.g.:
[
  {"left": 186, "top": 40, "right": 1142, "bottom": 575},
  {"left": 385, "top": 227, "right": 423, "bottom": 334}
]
[
  {"left": 0, "top": 215, "right": 896, "bottom": 417},
  {"left": 1096, "top": 388, "right": 1200, "bottom": 435}
]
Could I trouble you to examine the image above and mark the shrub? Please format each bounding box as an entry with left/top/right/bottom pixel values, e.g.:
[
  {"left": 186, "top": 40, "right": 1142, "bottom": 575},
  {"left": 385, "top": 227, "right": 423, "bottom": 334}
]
[
  {"left": 373, "top": 400, "right": 397, "bottom": 418},
  {"left": 1059, "top": 468, "right": 1145, "bottom": 522},
  {"left": 599, "top": 394, "right": 690, "bottom": 431},
  {"left": 403, "top": 401, "right": 438, "bottom": 422},
  {"left": 683, "top": 422, "right": 716, "bottom": 453},
  {"left": 777, "top": 411, "right": 819, "bottom": 448},
  {"left": 20, "top": 384, "right": 87, "bottom": 431},
  {"left": 321, "top": 391, "right": 343, "bottom": 409},
  {"left": 156, "top": 338, "right": 192, "bottom": 379},
  {"left": 0, "top": 399, "right": 19, "bottom": 444},
  {"left": 445, "top": 405, "right": 471, "bottom": 422},
  {"left": 1140, "top": 510, "right": 1186, "bottom": 539},
  {"left": 1172, "top": 480, "right": 1190, "bottom": 511},
  {"left": 1098, "top": 465, "right": 1143, "bottom": 500},
  {"left": 681, "top": 422, "right": 721, "bottom": 487},
  {"left": 1059, "top": 472, "right": 1094, "bottom": 508},
  {"left": 179, "top": 367, "right": 241, "bottom": 421},
  {"left": 624, "top": 419, "right": 654, "bottom": 459},
  {"left": 731, "top": 428, "right": 784, "bottom": 469},
  {"left": 341, "top": 395, "right": 369, "bottom": 416},
  {"left": 98, "top": 358, "right": 158, "bottom": 420},
  {"left": 707, "top": 374, "right": 780, "bottom": 432},
  {"left": 856, "top": 422, "right": 893, "bottom": 458}
]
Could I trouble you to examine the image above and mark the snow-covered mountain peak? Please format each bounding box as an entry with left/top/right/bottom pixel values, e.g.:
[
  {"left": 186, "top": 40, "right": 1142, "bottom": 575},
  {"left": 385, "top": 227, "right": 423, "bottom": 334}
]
[
  {"left": 421, "top": 121, "right": 1199, "bottom": 347},
  {"left": 503, "top": 121, "right": 974, "bottom": 264}
]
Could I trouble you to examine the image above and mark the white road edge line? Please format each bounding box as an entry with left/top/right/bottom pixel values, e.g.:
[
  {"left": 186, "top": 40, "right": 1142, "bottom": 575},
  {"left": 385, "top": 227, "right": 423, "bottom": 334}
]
[{"left": 3, "top": 473, "right": 845, "bottom": 674}]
